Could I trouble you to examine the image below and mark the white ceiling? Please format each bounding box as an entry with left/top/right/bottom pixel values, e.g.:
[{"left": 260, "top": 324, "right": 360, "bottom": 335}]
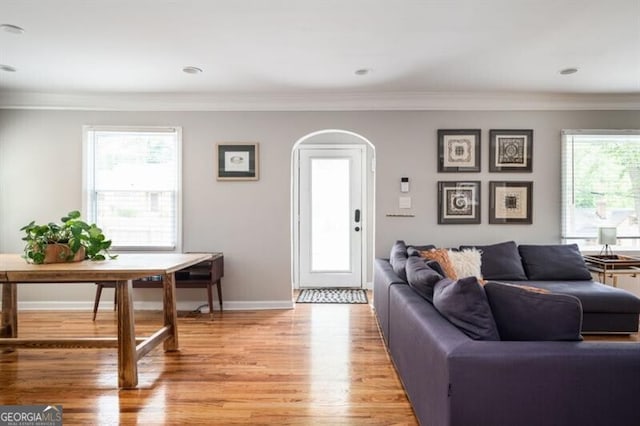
[{"left": 1, "top": 0, "right": 639, "bottom": 110}]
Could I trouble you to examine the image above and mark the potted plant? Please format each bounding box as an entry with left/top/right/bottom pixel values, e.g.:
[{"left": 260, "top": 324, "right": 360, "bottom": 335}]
[{"left": 20, "top": 210, "right": 117, "bottom": 264}]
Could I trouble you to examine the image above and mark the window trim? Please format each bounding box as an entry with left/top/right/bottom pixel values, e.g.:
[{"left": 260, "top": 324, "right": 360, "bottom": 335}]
[
  {"left": 561, "top": 129, "right": 640, "bottom": 250},
  {"left": 82, "top": 125, "right": 183, "bottom": 252}
]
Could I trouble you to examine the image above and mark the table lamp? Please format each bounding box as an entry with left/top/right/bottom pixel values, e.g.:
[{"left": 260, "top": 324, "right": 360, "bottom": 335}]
[{"left": 598, "top": 226, "right": 617, "bottom": 257}]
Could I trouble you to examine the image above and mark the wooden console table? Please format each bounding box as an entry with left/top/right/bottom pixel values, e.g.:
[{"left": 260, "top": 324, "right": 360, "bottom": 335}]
[
  {"left": 583, "top": 254, "right": 640, "bottom": 287},
  {"left": 0, "top": 252, "right": 211, "bottom": 389},
  {"left": 92, "top": 252, "right": 224, "bottom": 320}
]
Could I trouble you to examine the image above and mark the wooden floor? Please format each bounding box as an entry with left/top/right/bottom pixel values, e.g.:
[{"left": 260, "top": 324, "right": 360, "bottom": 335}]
[
  {"left": 584, "top": 332, "right": 640, "bottom": 342},
  {"left": 0, "top": 301, "right": 418, "bottom": 425}
]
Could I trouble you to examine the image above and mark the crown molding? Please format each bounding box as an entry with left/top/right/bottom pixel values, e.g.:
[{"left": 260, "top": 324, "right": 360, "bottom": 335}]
[{"left": 1, "top": 90, "right": 640, "bottom": 111}]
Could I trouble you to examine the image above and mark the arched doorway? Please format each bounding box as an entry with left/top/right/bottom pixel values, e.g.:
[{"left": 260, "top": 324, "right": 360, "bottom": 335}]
[{"left": 291, "top": 130, "right": 375, "bottom": 289}]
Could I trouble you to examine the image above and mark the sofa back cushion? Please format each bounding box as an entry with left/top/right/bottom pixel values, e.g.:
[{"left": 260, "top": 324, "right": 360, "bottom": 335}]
[
  {"left": 518, "top": 244, "right": 592, "bottom": 280},
  {"left": 484, "top": 281, "right": 583, "bottom": 341},
  {"left": 432, "top": 276, "right": 500, "bottom": 341},
  {"left": 389, "top": 240, "right": 409, "bottom": 281},
  {"left": 405, "top": 256, "right": 444, "bottom": 302},
  {"left": 460, "top": 241, "right": 527, "bottom": 280}
]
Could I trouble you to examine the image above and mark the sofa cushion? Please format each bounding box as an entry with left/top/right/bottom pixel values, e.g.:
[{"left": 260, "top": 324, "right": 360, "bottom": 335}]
[
  {"left": 405, "top": 256, "right": 444, "bottom": 302},
  {"left": 460, "top": 241, "right": 527, "bottom": 280},
  {"left": 389, "top": 240, "right": 409, "bottom": 281},
  {"left": 511, "top": 280, "right": 640, "bottom": 313},
  {"left": 420, "top": 248, "right": 458, "bottom": 279},
  {"left": 407, "top": 246, "right": 422, "bottom": 257},
  {"left": 425, "top": 260, "right": 446, "bottom": 277},
  {"left": 448, "top": 248, "right": 483, "bottom": 281},
  {"left": 518, "top": 244, "right": 592, "bottom": 280},
  {"left": 484, "top": 281, "right": 583, "bottom": 341},
  {"left": 432, "top": 276, "right": 500, "bottom": 341}
]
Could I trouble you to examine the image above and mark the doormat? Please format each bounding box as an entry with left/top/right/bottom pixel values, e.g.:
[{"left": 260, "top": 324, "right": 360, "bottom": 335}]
[{"left": 296, "top": 288, "right": 368, "bottom": 304}]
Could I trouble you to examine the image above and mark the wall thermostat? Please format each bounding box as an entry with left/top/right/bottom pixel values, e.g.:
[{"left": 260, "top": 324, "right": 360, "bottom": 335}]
[{"left": 401, "top": 177, "right": 409, "bottom": 193}]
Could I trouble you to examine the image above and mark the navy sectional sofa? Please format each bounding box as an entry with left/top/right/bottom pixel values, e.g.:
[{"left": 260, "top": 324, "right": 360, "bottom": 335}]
[{"left": 374, "top": 241, "right": 640, "bottom": 426}]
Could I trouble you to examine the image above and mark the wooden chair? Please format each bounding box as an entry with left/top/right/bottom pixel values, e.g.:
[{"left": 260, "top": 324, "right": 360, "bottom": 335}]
[{"left": 92, "top": 253, "right": 224, "bottom": 320}]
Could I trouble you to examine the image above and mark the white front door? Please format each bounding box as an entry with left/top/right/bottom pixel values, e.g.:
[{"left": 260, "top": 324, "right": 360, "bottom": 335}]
[{"left": 298, "top": 147, "right": 364, "bottom": 288}]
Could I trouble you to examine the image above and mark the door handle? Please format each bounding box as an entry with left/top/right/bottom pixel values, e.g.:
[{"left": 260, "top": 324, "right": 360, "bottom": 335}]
[{"left": 354, "top": 209, "right": 361, "bottom": 223}]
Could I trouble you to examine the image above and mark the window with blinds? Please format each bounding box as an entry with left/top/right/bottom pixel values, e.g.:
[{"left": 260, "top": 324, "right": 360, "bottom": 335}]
[
  {"left": 83, "top": 126, "right": 182, "bottom": 251},
  {"left": 561, "top": 130, "right": 640, "bottom": 250}
]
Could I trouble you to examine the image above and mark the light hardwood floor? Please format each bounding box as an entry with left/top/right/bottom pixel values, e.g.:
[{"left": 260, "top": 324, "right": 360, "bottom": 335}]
[{"left": 0, "top": 300, "right": 418, "bottom": 425}]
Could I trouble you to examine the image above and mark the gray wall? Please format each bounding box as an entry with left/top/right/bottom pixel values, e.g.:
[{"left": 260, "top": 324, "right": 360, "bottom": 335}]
[{"left": 2, "top": 109, "right": 640, "bottom": 308}]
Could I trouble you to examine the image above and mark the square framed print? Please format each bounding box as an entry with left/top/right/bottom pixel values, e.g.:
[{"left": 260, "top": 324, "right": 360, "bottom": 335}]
[
  {"left": 437, "top": 181, "right": 481, "bottom": 224},
  {"left": 489, "top": 181, "right": 533, "bottom": 224},
  {"left": 216, "top": 143, "right": 259, "bottom": 181},
  {"left": 489, "top": 129, "right": 533, "bottom": 172},
  {"left": 437, "top": 129, "right": 481, "bottom": 172}
]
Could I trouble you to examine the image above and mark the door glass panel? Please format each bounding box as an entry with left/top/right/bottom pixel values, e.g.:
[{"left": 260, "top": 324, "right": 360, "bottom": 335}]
[{"left": 311, "top": 158, "right": 350, "bottom": 272}]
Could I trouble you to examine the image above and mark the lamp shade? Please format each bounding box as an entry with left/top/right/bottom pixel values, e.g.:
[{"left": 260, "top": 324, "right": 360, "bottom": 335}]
[{"left": 598, "top": 227, "right": 617, "bottom": 245}]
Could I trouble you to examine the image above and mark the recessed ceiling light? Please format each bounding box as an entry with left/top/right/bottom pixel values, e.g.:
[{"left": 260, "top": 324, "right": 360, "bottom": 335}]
[
  {"left": 560, "top": 67, "right": 578, "bottom": 75},
  {"left": 182, "top": 66, "right": 203, "bottom": 74},
  {"left": 0, "top": 24, "right": 25, "bottom": 34},
  {"left": 355, "top": 68, "right": 371, "bottom": 76},
  {"left": 0, "top": 64, "right": 16, "bottom": 72}
]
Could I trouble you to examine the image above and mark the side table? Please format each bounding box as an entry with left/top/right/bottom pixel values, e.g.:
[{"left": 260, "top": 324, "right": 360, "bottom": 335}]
[
  {"left": 583, "top": 254, "right": 640, "bottom": 287},
  {"left": 92, "top": 252, "right": 224, "bottom": 320}
]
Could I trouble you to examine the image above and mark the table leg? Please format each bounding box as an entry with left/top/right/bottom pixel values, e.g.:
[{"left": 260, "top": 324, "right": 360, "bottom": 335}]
[
  {"left": 163, "top": 273, "right": 179, "bottom": 351},
  {"left": 1, "top": 283, "right": 17, "bottom": 353},
  {"left": 116, "top": 279, "right": 138, "bottom": 389},
  {"left": 217, "top": 279, "right": 223, "bottom": 311},
  {"left": 207, "top": 284, "right": 214, "bottom": 320}
]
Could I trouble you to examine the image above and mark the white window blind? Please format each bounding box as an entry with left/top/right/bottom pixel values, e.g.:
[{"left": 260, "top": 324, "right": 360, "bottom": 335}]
[
  {"left": 561, "top": 129, "right": 640, "bottom": 250},
  {"left": 84, "top": 126, "right": 182, "bottom": 251}
]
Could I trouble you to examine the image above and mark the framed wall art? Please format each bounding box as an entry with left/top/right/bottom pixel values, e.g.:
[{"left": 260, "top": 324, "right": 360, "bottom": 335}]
[
  {"left": 489, "top": 129, "right": 533, "bottom": 172},
  {"left": 437, "top": 181, "right": 481, "bottom": 224},
  {"left": 216, "top": 143, "right": 259, "bottom": 181},
  {"left": 437, "top": 129, "right": 481, "bottom": 172},
  {"left": 489, "top": 181, "right": 533, "bottom": 224}
]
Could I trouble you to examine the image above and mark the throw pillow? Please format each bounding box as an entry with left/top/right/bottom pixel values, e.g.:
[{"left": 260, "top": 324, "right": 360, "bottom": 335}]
[
  {"left": 405, "top": 256, "right": 444, "bottom": 302},
  {"left": 447, "top": 248, "right": 483, "bottom": 282},
  {"left": 420, "top": 248, "right": 458, "bottom": 279},
  {"left": 410, "top": 244, "right": 437, "bottom": 252},
  {"left": 484, "top": 281, "right": 583, "bottom": 341},
  {"left": 432, "top": 276, "right": 500, "bottom": 341},
  {"left": 389, "top": 240, "right": 409, "bottom": 281},
  {"left": 518, "top": 244, "right": 592, "bottom": 281},
  {"left": 460, "top": 241, "right": 527, "bottom": 280}
]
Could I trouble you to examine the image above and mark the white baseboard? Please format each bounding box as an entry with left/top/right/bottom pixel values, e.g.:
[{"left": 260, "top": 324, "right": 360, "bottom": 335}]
[{"left": 17, "top": 300, "right": 295, "bottom": 312}]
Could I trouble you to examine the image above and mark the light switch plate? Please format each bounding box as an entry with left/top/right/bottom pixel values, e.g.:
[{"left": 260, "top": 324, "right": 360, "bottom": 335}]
[{"left": 399, "top": 196, "right": 412, "bottom": 209}]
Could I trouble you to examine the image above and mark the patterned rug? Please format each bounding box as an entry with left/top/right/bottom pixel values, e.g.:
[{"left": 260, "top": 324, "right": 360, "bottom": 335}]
[{"left": 296, "top": 288, "right": 368, "bottom": 304}]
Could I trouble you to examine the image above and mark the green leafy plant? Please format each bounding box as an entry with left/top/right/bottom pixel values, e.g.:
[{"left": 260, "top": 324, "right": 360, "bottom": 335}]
[{"left": 20, "top": 210, "right": 117, "bottom": 264}]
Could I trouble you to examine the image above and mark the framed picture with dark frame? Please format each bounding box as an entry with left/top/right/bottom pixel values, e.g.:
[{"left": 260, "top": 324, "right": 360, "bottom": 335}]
[
  {"left": 437, "top": 129, "right": 481, "bottom": 172},
  {"left": 437, "top": 181, "right": 481, "bottom": 224},
  {"left": 489, "top": 129, "right": 533, "bottom": 172},
  {"left": 216, "top": 143, "right": 259, "bottom": 181},
  {"left": 489, "top": 181, "right": 533, "bottom": 224}
]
